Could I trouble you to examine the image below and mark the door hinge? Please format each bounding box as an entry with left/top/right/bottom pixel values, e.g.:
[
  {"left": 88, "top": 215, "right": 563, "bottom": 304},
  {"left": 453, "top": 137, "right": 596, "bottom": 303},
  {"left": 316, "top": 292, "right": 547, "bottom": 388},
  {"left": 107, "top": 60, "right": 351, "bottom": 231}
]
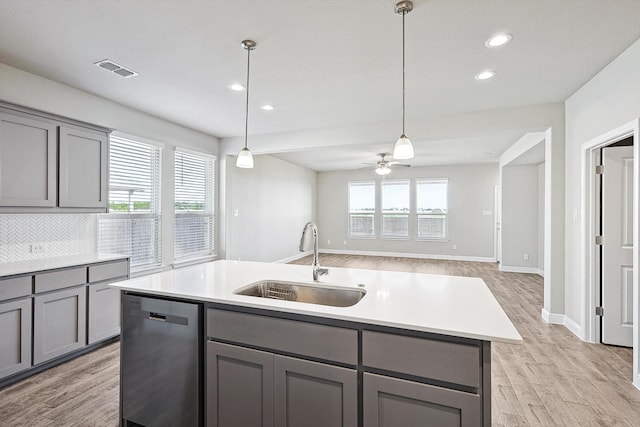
[
  {"left": 595, "top": 235, "right": 603, "bottom": 245},
  {"left": 595, "top": 164, "right": 604, "bottom": 175},
  {"left": 595, "top": 306, "right": 604, "bottom": 316}
]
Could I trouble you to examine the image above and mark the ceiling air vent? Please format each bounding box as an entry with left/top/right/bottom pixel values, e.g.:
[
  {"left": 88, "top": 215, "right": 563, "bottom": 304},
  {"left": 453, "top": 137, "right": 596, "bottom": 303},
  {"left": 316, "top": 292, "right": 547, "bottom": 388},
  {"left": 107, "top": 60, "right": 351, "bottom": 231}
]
[{"left": 94, "top": 59, "right": 139, "bottom": 78}]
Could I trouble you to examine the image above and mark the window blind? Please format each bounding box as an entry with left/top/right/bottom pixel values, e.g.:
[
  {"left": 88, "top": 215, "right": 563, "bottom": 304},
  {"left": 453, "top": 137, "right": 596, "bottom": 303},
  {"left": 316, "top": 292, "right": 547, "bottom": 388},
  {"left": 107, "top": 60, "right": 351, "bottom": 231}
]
[
  {"left": 98, "top": 136, "right": 162, "bottom": 269},
  {"left": 174, "top": 150, "right": 215, "bottom": 260}
]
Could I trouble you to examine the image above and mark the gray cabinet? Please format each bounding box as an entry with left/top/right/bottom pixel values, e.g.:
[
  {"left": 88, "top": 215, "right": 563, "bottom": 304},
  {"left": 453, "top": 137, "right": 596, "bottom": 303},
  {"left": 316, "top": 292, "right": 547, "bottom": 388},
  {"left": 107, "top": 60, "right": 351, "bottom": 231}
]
[
  {"left": 0, "top": 298, "right": 32, "bottom": 380},
  {"left": 0, "top": 111, "right": 57, "bottom": 207},
  {"left": 0, "top": 103, "right": 110, "bottom": 212},
  {"left": 207, "top": 341, "right": 274, "bottom": 427},
  {"left": 33, "top": 286, "right": 87, "bottom": 365},
  {"left": 363, "top": 373, "right": 481, "bottom": 427},
  {"left": 274, "top": 355, "right": 357, "bottom": 427},
  {"left": 87, "top": 260, "right": 129, "bottom": 344},
  {"left": 59, "top": 126, "right": 107, "bottom": 209}
]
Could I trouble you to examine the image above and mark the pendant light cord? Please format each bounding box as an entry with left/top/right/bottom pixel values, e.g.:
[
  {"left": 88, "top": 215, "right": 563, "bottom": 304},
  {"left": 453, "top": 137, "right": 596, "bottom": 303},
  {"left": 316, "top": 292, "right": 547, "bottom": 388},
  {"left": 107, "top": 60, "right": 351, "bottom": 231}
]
[
  {"left": 401, "top": 9, "right": 406, "bottom": 136},
  {"left": 244, "top": 46, "right": 251, "bottom": 150}
]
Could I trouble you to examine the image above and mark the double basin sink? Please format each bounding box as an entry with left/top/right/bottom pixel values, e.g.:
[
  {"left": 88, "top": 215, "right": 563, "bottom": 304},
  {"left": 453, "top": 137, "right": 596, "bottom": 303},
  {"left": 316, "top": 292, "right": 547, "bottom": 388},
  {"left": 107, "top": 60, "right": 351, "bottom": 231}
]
[{"left": 234, "top": 280, "right": 366, "bottom": 307}]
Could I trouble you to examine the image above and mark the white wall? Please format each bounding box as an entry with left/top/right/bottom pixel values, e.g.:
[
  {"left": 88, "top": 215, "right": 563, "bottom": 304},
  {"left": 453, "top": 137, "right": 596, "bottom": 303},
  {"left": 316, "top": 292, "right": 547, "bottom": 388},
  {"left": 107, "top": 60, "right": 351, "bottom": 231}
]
[
  {"left": 226, "top": 154, "right": 317, "bottom": 262},
  {"left": 538, "top": 163, "right": 545, "bottom": 272},
  {"left": 501, "top": 165, "right": 540, "bottom": 270},
  {"left": 0, "top": 64, "right": 220, "bottom": 269},
  {"left": 565, "top": 38, "right": 640, "bottom": 387},
  {"left": 317, "top": 163, "right": 498, "bottom": 260}
]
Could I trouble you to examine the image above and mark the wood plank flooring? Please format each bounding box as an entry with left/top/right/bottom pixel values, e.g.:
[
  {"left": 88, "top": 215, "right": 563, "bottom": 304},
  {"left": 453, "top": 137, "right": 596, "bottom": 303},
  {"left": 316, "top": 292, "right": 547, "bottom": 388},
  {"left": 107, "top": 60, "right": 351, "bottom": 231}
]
[{"left": 1, "top": 254, "right": 638, "bottom": 426}]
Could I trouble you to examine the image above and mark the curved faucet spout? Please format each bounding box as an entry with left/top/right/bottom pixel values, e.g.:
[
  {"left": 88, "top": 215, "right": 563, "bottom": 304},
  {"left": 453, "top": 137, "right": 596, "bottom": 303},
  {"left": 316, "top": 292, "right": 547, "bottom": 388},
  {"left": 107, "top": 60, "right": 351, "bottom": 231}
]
[{"left": 299, "top": 222, "right": 328, "bottom": 282}]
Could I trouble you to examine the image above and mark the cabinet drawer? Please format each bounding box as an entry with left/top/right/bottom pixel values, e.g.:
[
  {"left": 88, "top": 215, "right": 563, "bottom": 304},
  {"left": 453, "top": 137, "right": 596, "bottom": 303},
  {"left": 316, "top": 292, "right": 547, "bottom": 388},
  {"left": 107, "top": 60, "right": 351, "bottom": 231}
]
[
  {"left": 88, "top": 260, "right": 129, "bottom": 283},
  {"left": 208, "top": 308, "right": 357, "bottom": 365},
  {"left": 0, "top": 275, "right": 32, "bottom": 301},
  {"left": 35, "top": 267, "right": 86, "bottom": 293},
  {"left": 362, "top": 330, "right": 480, "bottom": 388}
]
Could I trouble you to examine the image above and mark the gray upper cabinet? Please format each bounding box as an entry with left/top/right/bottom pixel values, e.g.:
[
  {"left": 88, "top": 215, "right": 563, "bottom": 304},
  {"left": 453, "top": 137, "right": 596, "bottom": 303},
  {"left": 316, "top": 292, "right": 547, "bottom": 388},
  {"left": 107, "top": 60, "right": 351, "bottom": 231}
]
[
  {"left": 0, "top": 111, "right": 57, "bottom": 207},
  {"left": 0, "top": 102, "right": 110, "bottom": 212},
  {"left": 59, "top": 126, "right": 107, "bottom": 209}
]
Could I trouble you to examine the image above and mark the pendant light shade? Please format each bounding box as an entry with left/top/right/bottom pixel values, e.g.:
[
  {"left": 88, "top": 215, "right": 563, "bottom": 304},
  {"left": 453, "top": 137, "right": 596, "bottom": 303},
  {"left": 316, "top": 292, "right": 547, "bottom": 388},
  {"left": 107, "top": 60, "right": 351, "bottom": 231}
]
[
  {"left": 236, "top": 39, "right": 257, "bottom": 169},
  {"left": 392, "top": 1, "right": 415, "bottom": 160}
]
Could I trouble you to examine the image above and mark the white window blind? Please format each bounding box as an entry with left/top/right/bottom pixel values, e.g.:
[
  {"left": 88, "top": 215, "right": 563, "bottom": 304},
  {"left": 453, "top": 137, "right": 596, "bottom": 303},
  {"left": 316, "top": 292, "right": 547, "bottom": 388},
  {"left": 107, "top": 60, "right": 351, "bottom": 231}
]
[
  {"left": 174, "top": 150, "right": 215, "bottom": 260},
  {"left": 98, "top": 136, "right": 162, "bottom": 269},
  {"left": 416, "top": 179, "right": 448, "bottom": 240},
  {"left": 381, "top": 180, "right": 410, "bottom": 238},
  {"left": 348, "top": 181, "right": 375, "bottom": 237}
]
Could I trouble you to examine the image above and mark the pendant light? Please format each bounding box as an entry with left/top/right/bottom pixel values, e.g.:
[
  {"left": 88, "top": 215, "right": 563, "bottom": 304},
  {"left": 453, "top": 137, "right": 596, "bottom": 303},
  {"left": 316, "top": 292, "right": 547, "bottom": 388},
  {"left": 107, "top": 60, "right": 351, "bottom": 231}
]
[
  {"left": 236, "top": 39, "right": 256, "bottom": 168},
  {"left": 393, "top": 1, "right": 414, "bottom": 160}
]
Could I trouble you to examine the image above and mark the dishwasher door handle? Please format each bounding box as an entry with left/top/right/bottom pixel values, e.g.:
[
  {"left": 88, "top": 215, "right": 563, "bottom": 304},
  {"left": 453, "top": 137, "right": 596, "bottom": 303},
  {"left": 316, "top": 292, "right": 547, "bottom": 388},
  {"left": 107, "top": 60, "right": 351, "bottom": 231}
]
[
  {"left": 129, "top": 308, "right": 189, "bottom": 326},
  {"left": 149, "top": 312, "right": 167, "bottom": 322}
]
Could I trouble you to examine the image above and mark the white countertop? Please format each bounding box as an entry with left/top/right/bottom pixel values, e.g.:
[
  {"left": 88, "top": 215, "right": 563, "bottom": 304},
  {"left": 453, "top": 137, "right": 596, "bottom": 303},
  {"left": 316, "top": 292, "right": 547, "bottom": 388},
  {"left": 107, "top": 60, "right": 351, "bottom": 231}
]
[
  {"left": 0, "top": 253, "right": 129, "bottom": 278},
  {"left": 110, "top": 260, "right": 522, "bottom": 344}
]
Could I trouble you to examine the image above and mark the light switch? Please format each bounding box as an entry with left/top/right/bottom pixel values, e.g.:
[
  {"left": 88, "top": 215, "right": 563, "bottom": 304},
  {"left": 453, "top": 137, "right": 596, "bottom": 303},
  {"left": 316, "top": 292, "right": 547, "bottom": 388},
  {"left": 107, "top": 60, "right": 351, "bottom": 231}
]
[
  {"left": 233, "top": 209, "right": 239, "bottom": 217},
  {"left": 482, "top": 210, "right": 492, "bottom": 216}
]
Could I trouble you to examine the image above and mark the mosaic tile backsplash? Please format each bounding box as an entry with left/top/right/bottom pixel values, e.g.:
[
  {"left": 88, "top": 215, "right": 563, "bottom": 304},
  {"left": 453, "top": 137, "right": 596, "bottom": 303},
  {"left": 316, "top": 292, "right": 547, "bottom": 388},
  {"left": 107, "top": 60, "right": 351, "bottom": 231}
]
[{"left": 0, "top": 214, "right": 97, "bottom": 263}]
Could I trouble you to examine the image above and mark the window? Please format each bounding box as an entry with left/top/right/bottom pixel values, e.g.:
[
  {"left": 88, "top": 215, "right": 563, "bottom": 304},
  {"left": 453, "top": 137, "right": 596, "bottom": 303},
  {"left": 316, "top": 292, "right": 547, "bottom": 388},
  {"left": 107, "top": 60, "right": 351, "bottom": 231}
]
[
  {"left": 174, "top": 150, "right": 215, "bottom": 260},
  {"left": 416, "top": 179, "right": 448, "bottom": 240},
  {"left": 348, "top": 181, "right": 375, "bottom": 237},
  {"left": 381, "top": 180, "right": 410, "bottom": 238},
  {"left": 98, "top": 136, "right": 162, "bottom": 269}
]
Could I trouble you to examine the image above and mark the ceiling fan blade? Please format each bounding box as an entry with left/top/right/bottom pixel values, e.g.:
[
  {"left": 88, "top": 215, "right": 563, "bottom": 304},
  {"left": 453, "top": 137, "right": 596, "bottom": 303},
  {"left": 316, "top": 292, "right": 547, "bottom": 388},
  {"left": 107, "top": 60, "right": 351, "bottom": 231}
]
[{"left": 388, "top": 161, "right": 411, "bottom": 167}]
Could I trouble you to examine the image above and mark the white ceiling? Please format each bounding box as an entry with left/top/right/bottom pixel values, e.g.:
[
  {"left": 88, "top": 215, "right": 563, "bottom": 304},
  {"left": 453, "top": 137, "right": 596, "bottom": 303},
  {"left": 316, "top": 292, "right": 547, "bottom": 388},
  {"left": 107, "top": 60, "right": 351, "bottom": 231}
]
[{"left": 1, "top": 0, "right": 640, "bottom": 171}]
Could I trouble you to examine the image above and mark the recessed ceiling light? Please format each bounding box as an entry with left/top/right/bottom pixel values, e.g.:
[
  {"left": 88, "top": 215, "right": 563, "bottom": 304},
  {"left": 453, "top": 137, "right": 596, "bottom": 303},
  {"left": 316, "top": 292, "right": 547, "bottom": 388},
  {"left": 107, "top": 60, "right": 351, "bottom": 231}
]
[
  {"left": 228, "top": 83, "right": 245, "bottom": 91},
  {"left": 475, "top": 70, "right": 497, "bottom": 80},
  {"left": 486, "top": 33, "right": 512, "bottom": 48},
  {"left": 261, "top": 104, "right": 275, "bottom": 111}
]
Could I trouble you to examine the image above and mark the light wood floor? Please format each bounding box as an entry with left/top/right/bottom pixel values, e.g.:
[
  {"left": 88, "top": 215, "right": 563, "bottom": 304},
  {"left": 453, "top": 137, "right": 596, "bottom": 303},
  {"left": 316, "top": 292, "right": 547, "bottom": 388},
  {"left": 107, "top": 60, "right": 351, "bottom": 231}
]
[{"left": 1, "top": 255, "right": 639, "bottom": 426}]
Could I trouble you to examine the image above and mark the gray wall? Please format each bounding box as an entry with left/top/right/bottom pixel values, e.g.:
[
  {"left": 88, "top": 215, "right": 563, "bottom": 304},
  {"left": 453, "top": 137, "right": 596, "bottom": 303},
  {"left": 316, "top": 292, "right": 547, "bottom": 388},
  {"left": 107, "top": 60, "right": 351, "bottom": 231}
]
[
  {"left": 501, "top": 165, "right": 540, "bottom": 269},
  {"left": 226, "top": 154, "right": 317, "bottom": 262},
  {"left": 317, "top": 163, "right": 498, "bottom": 260}
]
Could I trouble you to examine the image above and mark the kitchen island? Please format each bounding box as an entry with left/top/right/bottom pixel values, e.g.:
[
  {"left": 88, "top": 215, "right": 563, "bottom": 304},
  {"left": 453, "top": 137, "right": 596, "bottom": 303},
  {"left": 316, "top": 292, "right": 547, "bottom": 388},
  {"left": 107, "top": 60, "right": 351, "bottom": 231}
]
[{"left": 111, "top": 259, "right": 521, "bottom": 427}]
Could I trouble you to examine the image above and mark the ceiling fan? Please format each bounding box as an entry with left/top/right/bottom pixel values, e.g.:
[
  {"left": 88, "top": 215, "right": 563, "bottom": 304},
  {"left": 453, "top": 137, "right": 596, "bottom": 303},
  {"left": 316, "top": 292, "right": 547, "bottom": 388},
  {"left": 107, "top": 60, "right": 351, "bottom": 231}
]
[{"left": 363, "top": 153, "right": 411, "bottom": 175}]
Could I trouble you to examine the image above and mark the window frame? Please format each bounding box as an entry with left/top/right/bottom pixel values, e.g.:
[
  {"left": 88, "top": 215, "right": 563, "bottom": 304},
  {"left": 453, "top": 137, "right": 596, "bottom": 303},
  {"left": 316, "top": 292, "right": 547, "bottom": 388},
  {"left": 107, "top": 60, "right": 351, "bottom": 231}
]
[
  {"left": 380, "top": 179, "right": 411, "bottom": 239},
  {"left": 348, "top": 180, "right": 376, "bottom": 238},
  {"left": 415, "top": 178, "right": 449, "bottom": 241}
]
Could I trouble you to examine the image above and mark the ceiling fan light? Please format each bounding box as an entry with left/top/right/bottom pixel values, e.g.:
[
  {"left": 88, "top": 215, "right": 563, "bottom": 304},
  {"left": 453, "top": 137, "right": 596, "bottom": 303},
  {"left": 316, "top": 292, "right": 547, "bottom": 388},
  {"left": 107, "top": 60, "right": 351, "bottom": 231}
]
[
  {"left": 393, "top": 134, "right": 414, "bottom": 160},
  {"left": 376, "top": 165, "right": 391, "bottom": 175},
  {"left": 236, "top": 147, "right": 254, "bottom": 168}
]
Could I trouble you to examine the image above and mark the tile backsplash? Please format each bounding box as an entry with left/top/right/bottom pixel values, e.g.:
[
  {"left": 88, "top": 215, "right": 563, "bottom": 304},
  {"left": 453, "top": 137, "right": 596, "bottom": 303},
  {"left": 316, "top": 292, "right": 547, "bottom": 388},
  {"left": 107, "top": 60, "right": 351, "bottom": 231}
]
[{"left": 0, "top": 214, "right": 97, "bottom": 263}]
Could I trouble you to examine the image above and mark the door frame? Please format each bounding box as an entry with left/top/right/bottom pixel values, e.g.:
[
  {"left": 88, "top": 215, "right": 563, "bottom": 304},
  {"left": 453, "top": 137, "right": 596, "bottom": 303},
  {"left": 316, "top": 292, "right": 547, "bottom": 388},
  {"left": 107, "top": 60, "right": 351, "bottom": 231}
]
[{"left": 581, "top": 118, "right": 639, "bottom": 389}]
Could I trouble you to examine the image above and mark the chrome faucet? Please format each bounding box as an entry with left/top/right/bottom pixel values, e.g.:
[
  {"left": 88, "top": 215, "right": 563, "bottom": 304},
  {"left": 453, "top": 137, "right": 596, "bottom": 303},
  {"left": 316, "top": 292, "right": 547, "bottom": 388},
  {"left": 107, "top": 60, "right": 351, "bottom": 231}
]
[{"left": 299, "top": 222, "right": 329, "bottom": 282}]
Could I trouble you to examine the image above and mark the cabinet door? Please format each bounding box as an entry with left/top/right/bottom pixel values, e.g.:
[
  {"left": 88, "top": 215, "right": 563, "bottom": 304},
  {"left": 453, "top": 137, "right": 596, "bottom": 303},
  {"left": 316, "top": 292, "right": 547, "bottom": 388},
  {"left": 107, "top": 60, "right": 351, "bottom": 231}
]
[
  {"left": 87, "top": 283, "right": 120, "bottom": 344},
  {"left": 58, "top": 126, "right": 107, "bottom": 209},
  {"left": 0, "top": 299, "right": 32, "bottom": 380},
  {"left": 207, "top": 341, "right": 274, "bottom": 427},
  {"left": 0, "top": 111, "right": 57, "bottom": 207},
  {"left": 33, "top": 287, "right": 86, "bottom": 365},
  {"left": 274, "top": 355, "right": 357, "bottom": 427},
  {"left": 363, "top": 373, "right": 481, "bottom": 427}
]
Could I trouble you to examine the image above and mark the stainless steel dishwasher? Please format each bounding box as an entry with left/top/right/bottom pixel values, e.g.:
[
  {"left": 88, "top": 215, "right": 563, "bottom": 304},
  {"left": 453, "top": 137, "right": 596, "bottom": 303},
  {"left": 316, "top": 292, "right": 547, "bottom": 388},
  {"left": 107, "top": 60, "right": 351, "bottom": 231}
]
[{"left": 120, "top": 293, "right": 203, "bottom": 427}]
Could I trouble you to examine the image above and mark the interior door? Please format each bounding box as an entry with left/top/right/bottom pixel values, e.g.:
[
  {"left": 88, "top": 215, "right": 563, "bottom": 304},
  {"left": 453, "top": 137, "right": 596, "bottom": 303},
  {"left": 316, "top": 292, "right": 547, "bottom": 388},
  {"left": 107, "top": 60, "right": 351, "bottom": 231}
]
[
  {"left": 494, "top": 186, "right": 502, "bottom": 263},
  {"left": 601, "top": 145, "right": 634, "bottom": 347}
]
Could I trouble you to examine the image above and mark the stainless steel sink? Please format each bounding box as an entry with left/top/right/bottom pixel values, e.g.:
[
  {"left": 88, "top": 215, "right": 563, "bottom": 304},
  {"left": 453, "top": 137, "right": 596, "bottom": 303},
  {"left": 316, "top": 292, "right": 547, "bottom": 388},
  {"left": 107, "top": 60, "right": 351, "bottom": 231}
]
[{"left": 234, "top": 280, "right": 366, "bottom": 307}]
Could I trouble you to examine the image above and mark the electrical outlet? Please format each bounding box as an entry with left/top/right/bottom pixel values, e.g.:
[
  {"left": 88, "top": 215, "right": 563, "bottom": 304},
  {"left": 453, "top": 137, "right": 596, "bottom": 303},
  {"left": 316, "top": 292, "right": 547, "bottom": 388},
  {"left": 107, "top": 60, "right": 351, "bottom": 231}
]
[
  {"left": 523, "top": 253, "right": 529, "bottom": 261},
  {"left": 452, "top": 244, "right": 457, "bottom": 250},
  {"left": 343, "top": 240, "right": 347, "bottom": 245},
  {"left": 30, "top": 243, "right": 47, "bottom": 253},
  {"left": 327, "top": 239, "right": 331, "bottom": 245}
]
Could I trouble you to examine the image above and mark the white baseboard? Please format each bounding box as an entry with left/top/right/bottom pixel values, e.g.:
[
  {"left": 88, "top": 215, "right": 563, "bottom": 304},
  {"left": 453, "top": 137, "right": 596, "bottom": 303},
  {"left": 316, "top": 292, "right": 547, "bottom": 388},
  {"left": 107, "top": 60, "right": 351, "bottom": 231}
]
[
  {"left": 499, "top": 265, "right": 544, "bottom": 276},
  {"left": 319, "top": 249, "right": 496, "bottom": 263},
  {"left": 541, "top": 308, "right": 583, "bottom": 340},
  {"left": 274, "top": 251, "right": 312, "bottom": 264}
]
